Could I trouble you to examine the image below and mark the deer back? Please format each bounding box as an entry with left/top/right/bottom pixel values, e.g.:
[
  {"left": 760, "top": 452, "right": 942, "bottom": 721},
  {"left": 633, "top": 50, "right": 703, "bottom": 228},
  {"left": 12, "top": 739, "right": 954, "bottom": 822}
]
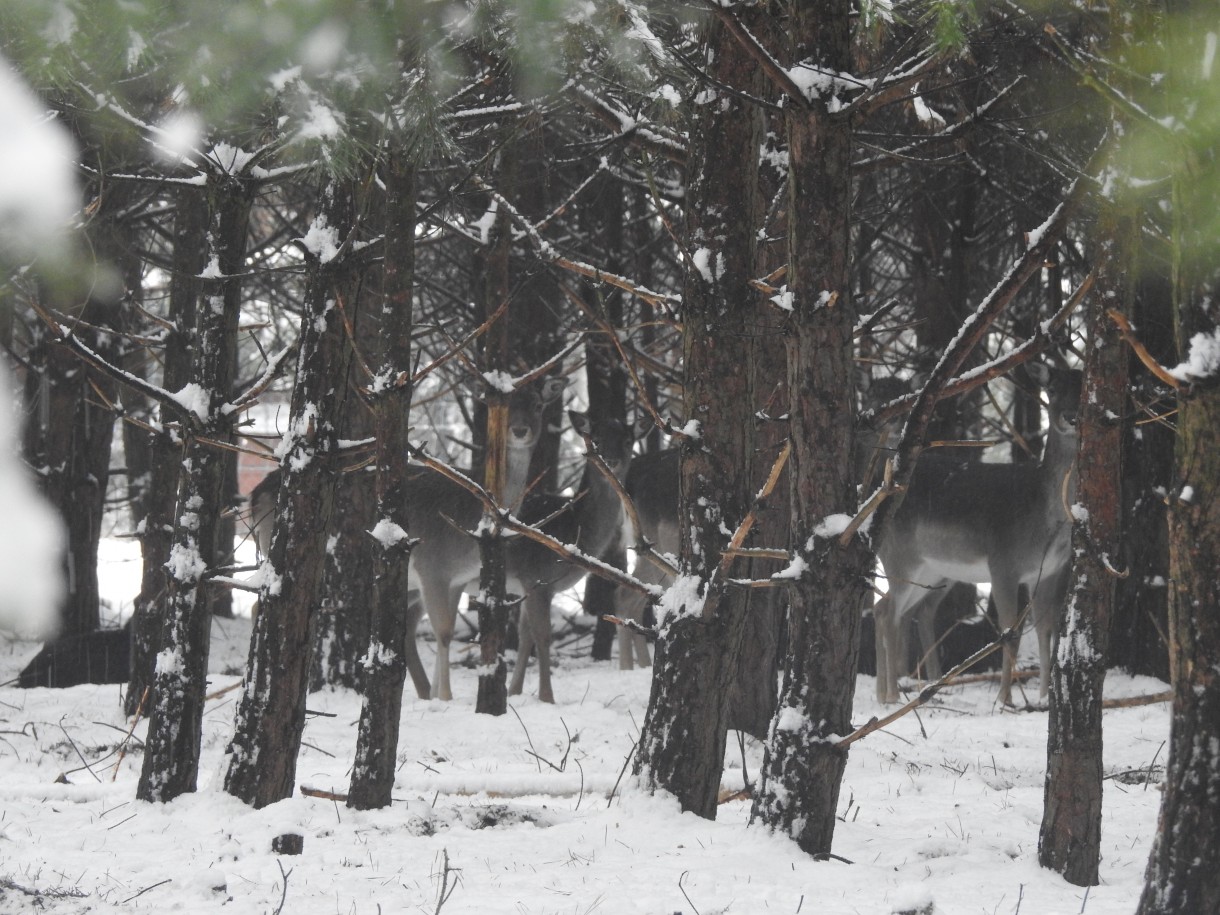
[{"left": 880, "top": 364, "right": 1081, "bottom": 588}]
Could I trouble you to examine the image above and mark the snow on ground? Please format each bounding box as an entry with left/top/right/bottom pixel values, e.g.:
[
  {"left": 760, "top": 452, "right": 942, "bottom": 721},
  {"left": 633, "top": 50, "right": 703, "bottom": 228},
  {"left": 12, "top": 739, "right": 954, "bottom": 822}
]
[{"left": 0, "top": 548, "right": 1169, "bottom": 915}]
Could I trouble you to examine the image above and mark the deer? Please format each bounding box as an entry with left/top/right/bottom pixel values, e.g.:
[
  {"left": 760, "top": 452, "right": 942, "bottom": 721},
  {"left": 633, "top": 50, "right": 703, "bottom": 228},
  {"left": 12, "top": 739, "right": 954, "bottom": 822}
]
[
  {"left": 613, "top": 395, "right": 904, "bottom": 673},
  {"left": 505, "top": 412, "right": 632, "bottom": 701},
  {"left": 873, "top": 362, "right": 1082, "bottom": 707},
  {"left": 406, "top": 410, "right": 631, "bottom": 702},
  {"left": 613, "top": 448, "right": 676, "bottom": 671},
  {"left": 247, "top": 377, "right": 567, "bottom": 561}
]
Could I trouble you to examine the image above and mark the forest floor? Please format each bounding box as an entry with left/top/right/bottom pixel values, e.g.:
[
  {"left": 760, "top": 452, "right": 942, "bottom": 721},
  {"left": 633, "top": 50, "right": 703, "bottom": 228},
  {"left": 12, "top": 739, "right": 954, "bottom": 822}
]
[{"left": 0, "top": 539, "right": 1168, "bottom": 915}]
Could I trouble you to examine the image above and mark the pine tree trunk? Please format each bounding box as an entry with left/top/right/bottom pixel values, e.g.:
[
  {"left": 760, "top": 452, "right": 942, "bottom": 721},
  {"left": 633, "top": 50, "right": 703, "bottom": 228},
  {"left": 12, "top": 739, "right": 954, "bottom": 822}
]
[
  {"left": 22, "top": 241, "right": 123, "bottom": 642},
  {"left": 633, "top": 13, "right": 761, "bottom": 819},
  {"left": 1111, "top": 267, "right": 1173, "bottom": 680},
  {"left": 224, "top": 180, "right": 357, "bottom": 807},
  {"left": 349, "top": 152, "right": 417, "bottom": 810},
  {"left": 473, "top": 213, "right": 513, "bottom": 716},
  {"left": 583, "top": 171, "right": 628, "bottom": 663},
  {"left": 127, "top": 184, "right": 207, "bottom": 716},
  {"left": 752, "top": 0, "right": 869, "bottom": 856},
  {"left": 1038, "top": 205, "right": 1131, "bottom": 885},
  {"left": 1137, "top": 7, "right": 1220, "bottom": 901},
  {"left": 137, "top": 175, "right": 250, "bottom": 802}
]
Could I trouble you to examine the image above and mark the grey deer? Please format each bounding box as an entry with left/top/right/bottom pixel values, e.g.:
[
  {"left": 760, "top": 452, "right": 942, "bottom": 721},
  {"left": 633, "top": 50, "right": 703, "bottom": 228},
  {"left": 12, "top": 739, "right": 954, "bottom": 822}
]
[
  {"left": 406, "top": 410, "right": 631, "bottom": 702},
  {"left": 505, "top": 412, "right": 632, "bottom": 701},
  {"left": 614, "top": 401, "right": 904, "bottom": 673},
  {"left": 250, "top": 378, "right": 566, "bottom": 553},
  {"left": 613, "top": 448, "right": 675, "bottom": 670},
  {"left": 248, "top": 378, "right": 565, "bottom": 690},
  {"left": 874, "top": 363, "right": 1081, "bottom": 706}
]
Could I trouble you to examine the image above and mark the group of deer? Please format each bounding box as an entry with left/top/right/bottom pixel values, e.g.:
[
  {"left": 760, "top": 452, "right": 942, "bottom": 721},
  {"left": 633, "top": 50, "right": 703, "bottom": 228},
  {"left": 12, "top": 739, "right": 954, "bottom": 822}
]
[{"left": 252, "top": 362, "right": 1081, "bottom": 708}]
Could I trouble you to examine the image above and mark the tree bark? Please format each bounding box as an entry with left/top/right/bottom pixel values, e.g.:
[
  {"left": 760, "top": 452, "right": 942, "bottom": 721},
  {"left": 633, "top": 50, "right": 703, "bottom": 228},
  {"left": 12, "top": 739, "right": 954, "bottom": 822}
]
[
  {"left": 22, "top": 250, "right": 122, "bottom": 641},
  {"left": 348, "top": 150, "right": 417, "bottom": 810},
  {"left": 137, "top": 173, "right": 250, "bottom": 802},
  {"left": 583, "top": 171, "right": 629, "bottom": 663},
  {"left": 473, "top": 179, "right": 513, "bottom": 717},
  {"left": 633, "top": 13, "right": 762, "bottom": 819},
  {"left": 1137, "top": 6, "right": 1220, "bottom": 904},
  {"left": 752, "top": 0, "right": 869, "bottom": 856},
  {"left": 127, "top": 183, "right": 207, "bottom": 716},
  {"left": 1038, "top": 203, "right": 1131, "bottom": 885},
  {"left": 1112, "top": 266, "right": 1173, "bottom": 680},
  {"left": 224, "top": 180, "right": 357, "bottom": 807}
]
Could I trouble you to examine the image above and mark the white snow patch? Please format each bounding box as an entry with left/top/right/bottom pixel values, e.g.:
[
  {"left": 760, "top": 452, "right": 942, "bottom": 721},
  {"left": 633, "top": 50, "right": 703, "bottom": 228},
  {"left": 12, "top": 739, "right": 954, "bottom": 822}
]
[
  {"left": 812, "top": 513, "right": 852, "bottom": 539},
  {"left": 299, "top": 215, "right": 341, "bottom": 263},
  {"left": 1169, "top": 327, "right": 1220, "bottom": 382},
  {"left": 369, "top": 518, "right": 409, "bottom": 548},
  {"left": 482, "top": 370, "right": 516, "bottom": 394},
  {"left": 171, "top": 382, "right": 213, "bottom": 422}
]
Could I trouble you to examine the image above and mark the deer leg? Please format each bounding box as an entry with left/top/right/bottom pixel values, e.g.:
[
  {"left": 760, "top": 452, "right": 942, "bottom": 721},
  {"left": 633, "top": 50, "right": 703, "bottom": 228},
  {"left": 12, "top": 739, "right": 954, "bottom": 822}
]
[
  {"left": 1032, "top": 565, "right": 1070, "bottom": 699},
  {"left": 873, "top": 592, "right": 900, "bottom": 703},
  {"left": 421, "top": 579, "right": 458, "bottom": 701},
  {"left": 616, "top": 582, "right": 640, "bottom": 671},
  {"left": 632, "top": 630, "right": 652, "bottom": 668},
  {"left": 991, "top": 574, "right": 1022, "bottom": 707},
  {"left": 618, "top": 558, "right": 660, "bottom": 671},
  {"left": 532, "top": 588, "right": 556, "bottom": 703},
  {"left": 509, "top": 596, "right": 534, "bottom": 697},
  {"left": 912, "top": 587, "right": 952, "bottom": 681},
  {"left": 403, "top": 591, "right": 431, "bottom": 700}
]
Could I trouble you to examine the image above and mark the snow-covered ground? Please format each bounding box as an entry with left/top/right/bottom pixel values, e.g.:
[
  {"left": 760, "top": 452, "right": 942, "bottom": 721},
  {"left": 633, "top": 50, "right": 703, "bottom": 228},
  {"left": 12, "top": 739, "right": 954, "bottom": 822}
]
[{"left": 0, "top": 544, "right": 1169, "bottom": 915}]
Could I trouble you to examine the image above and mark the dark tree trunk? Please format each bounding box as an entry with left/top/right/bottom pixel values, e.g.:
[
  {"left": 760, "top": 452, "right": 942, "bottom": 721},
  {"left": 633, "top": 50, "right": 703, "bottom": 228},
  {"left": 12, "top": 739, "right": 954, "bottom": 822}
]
[
  {"left": 752, "top": 0, "right": 869, "bottom": 856},
  {"left": 1112, "top": 267, "right": 1173, "bottom": 680},
  {"left": 633, "top": 13, "right": 761, "bottom": 818},
  {"left": 137, "top": 174, "right": 250, "bottom": 802},
  {"left": 22, "top": 240, "right": 123, "bottom": 640},
  {"left": 1137, "top": 7, "right": 1220, "bottom": 902},
  {"left": 473, "top": 176, "right": 514, "bottom": 717},
  {"left": 311, "top": 467, "right": 375, "bottom": 689},
  {"left": 224, "top": 180, "right": 358, "bottom": 807},
  {"left": 310, "top": 257, "right": 377, "bottom": 691},
  {"left": 349, "top": 151, "right": 417, "bottom": 810},
  {"left": 514, "top": 117, "right": 565, "bottom": 495},
  {"left": 1038, "top": 204, "right": 1131, "bottom": 885},
  {"left": 127, "top": 184, "right": 207, "bottom": 716},
  {"left": 583, "top": 171, "right": 629, "bottom": 663},
  {"left": 1138, "top": 381, "right": 1220, "bottom": 913}
]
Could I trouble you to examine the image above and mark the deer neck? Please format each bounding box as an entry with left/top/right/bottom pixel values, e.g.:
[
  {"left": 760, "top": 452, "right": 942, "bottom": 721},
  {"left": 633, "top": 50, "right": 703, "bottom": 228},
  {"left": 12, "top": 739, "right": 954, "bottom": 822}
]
[
  {"left": 1038, "top": 423, "right": 1079, "bottom": 513},
  {"left": 569, "top": 462, "right": 624, "bottom": 557},
  {"left": 503, "top": 443, "right": 536, "bottom": 511}
]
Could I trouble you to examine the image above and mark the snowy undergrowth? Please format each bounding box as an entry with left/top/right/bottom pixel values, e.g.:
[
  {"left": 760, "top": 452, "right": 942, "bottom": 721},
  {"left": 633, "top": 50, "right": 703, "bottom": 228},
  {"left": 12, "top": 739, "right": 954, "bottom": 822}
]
[{"left": 0, "top": 617, "right": 1167, "bottom": 914}]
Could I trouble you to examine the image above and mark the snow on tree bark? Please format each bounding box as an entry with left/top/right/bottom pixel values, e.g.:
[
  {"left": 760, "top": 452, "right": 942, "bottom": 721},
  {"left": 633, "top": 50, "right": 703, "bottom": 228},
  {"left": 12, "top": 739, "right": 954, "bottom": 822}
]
[
  {"left": 224, "top": 180, "right": 358, "bottom": 808},
  {"left": 128, "top": 183, "right": 209, "bottom": 716},
  {"left": 633, "top": 12, "right": 762, "bottom": 820},
  {"left": 1038, "top": 202, "right": 1131, "bottom": 885},
  {"left": 751, "top": 0, "right": 870, "bottom": 856},
  {"left": 473, "top": 187, "right": 514, "bottom": 717},
  {"left": 348, "top": 151, "right": 417, "bottom": 809},
  {"left": 137, "top": 174, "right": 250, "bottom": 802},
  {"left": 1137, "top": 5, "right": 1220, "bottom": 900}
]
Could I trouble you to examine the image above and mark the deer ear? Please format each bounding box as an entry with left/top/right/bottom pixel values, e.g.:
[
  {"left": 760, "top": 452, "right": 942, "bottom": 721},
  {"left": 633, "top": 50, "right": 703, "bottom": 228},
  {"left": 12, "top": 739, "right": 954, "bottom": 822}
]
[
  {"left": 1026, "top": 361, "right": 1051, "bottom": 387},
  {"left": 540, "top": 376, "right": 568, "bottom": 404},
  {"left": 568, "top": 410, "right": 592, "bottom": 436}
]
